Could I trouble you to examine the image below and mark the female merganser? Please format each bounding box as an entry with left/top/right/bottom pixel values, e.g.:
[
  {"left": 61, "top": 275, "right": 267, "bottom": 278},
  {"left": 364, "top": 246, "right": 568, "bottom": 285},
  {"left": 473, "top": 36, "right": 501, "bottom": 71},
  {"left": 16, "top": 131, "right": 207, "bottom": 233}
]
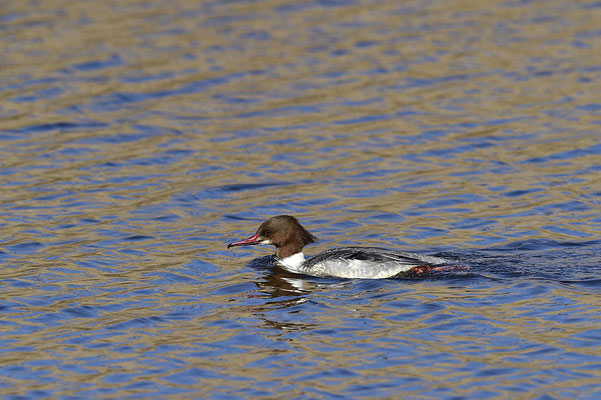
[{"left": 228, "top": 215, "right": 452, "bottom": 279}]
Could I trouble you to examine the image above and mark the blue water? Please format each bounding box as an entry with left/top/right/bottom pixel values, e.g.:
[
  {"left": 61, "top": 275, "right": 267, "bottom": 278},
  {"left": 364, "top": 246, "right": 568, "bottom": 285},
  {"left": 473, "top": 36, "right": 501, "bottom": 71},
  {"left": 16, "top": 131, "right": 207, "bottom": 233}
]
[{"left": 1, "top": 0, "right": 601, "bottom": 398}]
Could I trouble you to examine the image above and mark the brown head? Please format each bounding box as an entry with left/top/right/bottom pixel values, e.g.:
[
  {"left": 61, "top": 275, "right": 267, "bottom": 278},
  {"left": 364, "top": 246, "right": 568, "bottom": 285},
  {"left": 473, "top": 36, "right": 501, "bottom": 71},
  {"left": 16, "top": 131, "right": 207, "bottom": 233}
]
[{"left": 227, "top": 215, "right": 318, "bottom": 259}]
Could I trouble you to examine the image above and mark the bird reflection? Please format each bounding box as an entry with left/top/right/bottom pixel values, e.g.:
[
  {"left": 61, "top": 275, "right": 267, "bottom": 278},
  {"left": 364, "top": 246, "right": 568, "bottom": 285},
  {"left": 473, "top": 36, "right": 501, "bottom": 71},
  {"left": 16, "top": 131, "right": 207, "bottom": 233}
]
[
  {"left": 238, "top": 255, "right": 312, "bottom": 331},
  {"left": 247, "top": 255, "right": 311, "bottom": 298}
]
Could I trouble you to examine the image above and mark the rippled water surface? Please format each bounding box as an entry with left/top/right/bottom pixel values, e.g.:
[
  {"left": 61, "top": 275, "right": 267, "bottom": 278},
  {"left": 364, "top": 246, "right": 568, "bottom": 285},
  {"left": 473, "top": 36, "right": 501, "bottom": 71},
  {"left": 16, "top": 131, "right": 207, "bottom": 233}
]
[{"left": 2, "top": 0, "right": 601, "bottom": 398}]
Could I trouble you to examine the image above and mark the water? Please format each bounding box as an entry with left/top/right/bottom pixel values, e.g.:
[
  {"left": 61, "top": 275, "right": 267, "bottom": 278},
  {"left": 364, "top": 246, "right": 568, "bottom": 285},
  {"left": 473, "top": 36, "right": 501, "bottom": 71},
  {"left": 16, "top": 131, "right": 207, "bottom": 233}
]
[{"left": 1, "top": 0, "right": 601, "bottom": 398}]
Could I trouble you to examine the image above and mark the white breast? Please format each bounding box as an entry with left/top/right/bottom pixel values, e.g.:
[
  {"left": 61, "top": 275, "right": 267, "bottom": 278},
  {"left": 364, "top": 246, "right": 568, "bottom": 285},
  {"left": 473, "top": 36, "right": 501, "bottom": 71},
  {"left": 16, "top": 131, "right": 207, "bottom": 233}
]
[{"left": 276, "top": 252, "right": 306, "bottom": 274}]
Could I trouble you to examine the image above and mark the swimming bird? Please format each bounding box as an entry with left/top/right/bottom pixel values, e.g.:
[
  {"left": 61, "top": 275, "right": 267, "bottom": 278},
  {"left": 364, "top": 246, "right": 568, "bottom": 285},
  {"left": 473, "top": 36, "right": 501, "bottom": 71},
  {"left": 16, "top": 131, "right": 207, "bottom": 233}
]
[{"left": 228, "top": 215, "right": 453, "bottom": 279}]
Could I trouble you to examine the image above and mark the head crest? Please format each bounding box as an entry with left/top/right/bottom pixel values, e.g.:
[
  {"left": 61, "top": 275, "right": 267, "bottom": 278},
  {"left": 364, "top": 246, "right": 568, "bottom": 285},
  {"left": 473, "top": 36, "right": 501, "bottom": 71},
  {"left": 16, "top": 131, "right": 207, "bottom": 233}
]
[{"left": 269, "top": 215, "right": 318, "bottom": 246}]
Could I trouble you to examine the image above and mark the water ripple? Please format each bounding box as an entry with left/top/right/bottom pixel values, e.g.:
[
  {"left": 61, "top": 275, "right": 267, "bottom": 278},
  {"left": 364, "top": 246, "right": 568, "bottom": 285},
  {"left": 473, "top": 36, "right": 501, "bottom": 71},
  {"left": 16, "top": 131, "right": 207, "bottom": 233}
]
[{"left": 1, "top": 0, "right": 601, "bottom": 399}]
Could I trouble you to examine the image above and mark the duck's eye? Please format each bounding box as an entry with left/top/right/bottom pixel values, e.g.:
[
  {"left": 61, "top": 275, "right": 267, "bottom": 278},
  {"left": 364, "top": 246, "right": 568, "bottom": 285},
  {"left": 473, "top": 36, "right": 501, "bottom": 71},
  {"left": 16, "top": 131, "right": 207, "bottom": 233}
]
[{"left": 263, "top": 229, "right": 271, "bottom": 236}]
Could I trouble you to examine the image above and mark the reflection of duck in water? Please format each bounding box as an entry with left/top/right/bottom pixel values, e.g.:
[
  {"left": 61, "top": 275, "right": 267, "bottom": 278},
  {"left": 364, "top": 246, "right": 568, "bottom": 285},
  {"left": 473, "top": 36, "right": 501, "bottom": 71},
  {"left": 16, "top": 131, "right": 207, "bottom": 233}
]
[{"left": 228, "top": 215, "right": 456, "bottom": 279}]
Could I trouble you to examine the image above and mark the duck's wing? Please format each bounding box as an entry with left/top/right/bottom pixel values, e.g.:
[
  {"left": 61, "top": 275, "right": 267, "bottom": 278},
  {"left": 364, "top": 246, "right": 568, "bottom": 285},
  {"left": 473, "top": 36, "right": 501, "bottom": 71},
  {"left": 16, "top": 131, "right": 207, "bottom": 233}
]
[
  {"left": 302, "top": 247, "right": 449, "bottom": 279},
  {"left": 306, "top": 247, "right": 447, "bottom": 266}
]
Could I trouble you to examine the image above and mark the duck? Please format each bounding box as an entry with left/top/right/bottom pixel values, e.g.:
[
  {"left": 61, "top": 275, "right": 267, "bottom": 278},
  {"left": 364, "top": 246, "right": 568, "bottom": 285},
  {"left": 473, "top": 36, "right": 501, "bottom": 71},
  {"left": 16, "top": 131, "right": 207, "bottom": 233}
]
[{"left": 228, "top": 215, "right": 453, "bottom": 279}]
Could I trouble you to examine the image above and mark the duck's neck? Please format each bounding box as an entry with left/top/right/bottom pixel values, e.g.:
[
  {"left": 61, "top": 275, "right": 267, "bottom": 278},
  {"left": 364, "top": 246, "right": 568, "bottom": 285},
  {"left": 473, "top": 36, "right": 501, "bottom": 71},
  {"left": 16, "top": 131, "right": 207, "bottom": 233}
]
[
  {"left": 275, "top": 237, "right": 306, "bottom": 271},
  {"left": 275, "top": 239, "right": 304, "bottom": 260}
]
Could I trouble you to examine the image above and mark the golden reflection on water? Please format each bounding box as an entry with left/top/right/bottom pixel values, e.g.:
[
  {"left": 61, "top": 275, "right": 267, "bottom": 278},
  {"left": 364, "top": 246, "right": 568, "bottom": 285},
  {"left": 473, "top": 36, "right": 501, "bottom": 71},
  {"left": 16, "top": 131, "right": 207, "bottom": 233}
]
[{"left": 1, "top": 0, "right": 601, "bottom": 398}]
